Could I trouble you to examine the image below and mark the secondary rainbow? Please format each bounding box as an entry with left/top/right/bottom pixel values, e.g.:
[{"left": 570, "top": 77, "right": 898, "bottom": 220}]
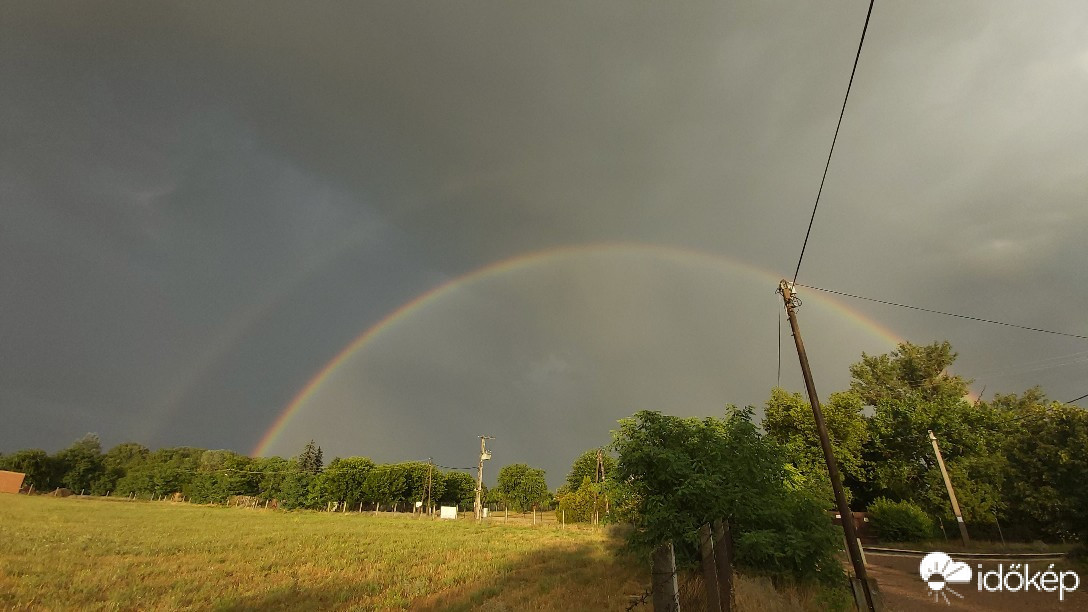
[{"left": 252, "top": 242, "right": 904, "bottom": 456}]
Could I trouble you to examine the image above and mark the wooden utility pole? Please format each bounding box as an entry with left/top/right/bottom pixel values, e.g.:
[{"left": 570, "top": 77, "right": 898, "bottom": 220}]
[
  {"left": 779, "top": 280, "right": 876, "bottom": 612},
  {"left": 474, "top": 436, "right": 493, "bottom": 521},
  {"left": 594, "top": 449, "right": 604, "bottom": 526},
  {"left": 425, "top": 459, "right": 434, "bottom": 517},
  {"left": 928, "top": 430, "right": 970, "bottom": 545}
]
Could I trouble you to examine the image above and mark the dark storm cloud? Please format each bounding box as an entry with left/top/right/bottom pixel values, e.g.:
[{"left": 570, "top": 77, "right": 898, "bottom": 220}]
[{"left": 3, "top": 2, "right": 1086, "bottom": 483}]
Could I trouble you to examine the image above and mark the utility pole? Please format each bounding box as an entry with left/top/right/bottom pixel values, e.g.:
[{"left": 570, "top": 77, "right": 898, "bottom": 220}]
[
  {"left": 779, "top": 280, "right": 876, "bottom": 612},
  {"left": 474, "top": 436, "right": 493, "bottom": 521},
  {"left": 929, "top": 430, "right": 970, "bottom": 546},
  {"left": 594, "top": 449, "right": 603, "bottom": 526},
  {"left": 425, "top": 459, "right": 434, "bottom": 517}
]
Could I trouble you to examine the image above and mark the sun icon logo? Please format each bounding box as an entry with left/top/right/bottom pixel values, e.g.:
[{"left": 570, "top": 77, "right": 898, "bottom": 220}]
[{"left": 919, "top": 551, "right": 973, "bottom": 605}]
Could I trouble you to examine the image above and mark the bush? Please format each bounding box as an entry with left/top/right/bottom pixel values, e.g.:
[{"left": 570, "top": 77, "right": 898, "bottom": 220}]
[
  {"left": 868, "top": 497, "right": 934, "bottom": 542},
  {"left": 612, "top": 408, "right": 846, "bottom": 586}
]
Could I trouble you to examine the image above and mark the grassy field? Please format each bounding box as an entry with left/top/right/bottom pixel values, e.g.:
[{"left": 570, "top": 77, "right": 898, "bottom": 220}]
[{"left": 0, "top": 495, "right": 835, "bottom": 611}]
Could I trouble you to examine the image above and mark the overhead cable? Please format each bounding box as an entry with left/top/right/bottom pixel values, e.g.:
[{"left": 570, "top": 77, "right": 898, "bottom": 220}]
[
  {"left": 792, "top": 0, "right": 876, "bottom": 285},
  {"left": 796, "top": 283, "right": 1088, "bottom": 341}
]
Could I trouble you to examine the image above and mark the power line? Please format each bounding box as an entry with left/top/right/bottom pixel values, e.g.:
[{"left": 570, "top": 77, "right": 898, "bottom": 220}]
[
  {"left": 1067, "top": 392, "right": 1088, "bottom": 404},
  {"left": 792, "top": 0, "right": 876, "bottom": 285},
  {"left": 797, "top": 283, "right": 1088, "bottom": 341}
]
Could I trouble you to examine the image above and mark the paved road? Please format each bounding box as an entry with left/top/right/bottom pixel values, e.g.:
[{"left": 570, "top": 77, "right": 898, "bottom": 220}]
[{"left": 866, "top": 551, "right": 1084, "bottom": 611}]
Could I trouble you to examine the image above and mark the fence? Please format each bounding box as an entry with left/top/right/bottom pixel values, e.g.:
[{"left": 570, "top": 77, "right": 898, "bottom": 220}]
[{"left": 628, "top": 519, "right": 737, "bottom": 612}]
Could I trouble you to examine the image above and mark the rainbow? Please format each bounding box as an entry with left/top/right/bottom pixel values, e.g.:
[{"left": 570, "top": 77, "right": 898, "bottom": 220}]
[{"left": 252, "top": 242, "right": 905, "bottom": 456}]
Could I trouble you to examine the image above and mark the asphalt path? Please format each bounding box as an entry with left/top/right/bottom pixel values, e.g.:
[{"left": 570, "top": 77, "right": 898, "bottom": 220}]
[{"left": 865, "top": 551, "right": 1085, "bottom": 611}]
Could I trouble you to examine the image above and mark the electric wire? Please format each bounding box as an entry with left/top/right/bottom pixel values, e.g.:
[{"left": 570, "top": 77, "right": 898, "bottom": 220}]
[
  {"left": 796, "top": 283, "right": 1088, "bottom": 341},
  {"left": 1067, "top": 392, "right": 1088, "bottom": 404},
  {"left": 792, "top": 0, "right": 876, "bottom": 285}
]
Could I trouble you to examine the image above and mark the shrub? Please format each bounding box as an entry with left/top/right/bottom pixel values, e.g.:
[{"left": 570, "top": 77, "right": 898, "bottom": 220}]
[
  {"left": 612, "top": 408, "right": 845, "bottom": 586},
  {"left": 868, "top": 497, "right": 934, "bottom": 542}
]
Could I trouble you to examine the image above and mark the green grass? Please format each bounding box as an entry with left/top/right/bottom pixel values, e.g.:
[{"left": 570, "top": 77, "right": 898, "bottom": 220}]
[
  {"left": 0, "top": 494, "right": 845, "bottom": 611},
  {"left": 0, "top": 495, "right": 643, "bottom": 610}
]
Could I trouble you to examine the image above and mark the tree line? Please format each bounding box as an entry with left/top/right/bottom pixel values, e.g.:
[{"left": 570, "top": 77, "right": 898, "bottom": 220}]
[
  {"left": 552, "top": 340, "right": 1086, "bottom": 588},
  {"left": 0, "top": 434, "right": 564, "bottom": 514}
]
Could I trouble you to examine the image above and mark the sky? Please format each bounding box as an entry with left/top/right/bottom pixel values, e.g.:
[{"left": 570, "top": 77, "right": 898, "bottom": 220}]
[{"left": 3, "top": 2, "right": 1087, "bottom": 487}]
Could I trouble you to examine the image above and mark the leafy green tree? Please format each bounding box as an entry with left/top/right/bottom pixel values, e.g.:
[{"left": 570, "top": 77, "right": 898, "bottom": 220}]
[
  {"left": 997, "top": 391, "right": 1088, "bottom": 541},
  {"left": 116, "top": 447, "right": 202, "bottom": 497},
  {"left": 55, "top": 433, "right": 105, "bottom": 494},
  {"left": 362, "top": 464, "right": 409, "bottom": 509},
  {"left": 849, "top": 340, "right": 970, "bottom": 405},
  {"left": 555, "top": 476, "right": 606, "bottom": 523},
  {"left": 762, "top": 388, "right": 868, "bottom": 506},
  {"left": 279, "top": 468, "right": 314, "bottom": 510},
  {"left": 0, "top": 449, "right": 61, "bottom": 491},
  {"left": 612, "top": 408, "right": 844, "bottom": 584},
  {"left": 310, "top": 456, "right": 375, "bottom": 508},
  {"left": 440, "top": 471, "right": 477, "bottom": 509},
  {"left": 495, "top": 463, "right": 549, "bottom": 512},
  {"left": 252, "top": 456, "right": 293, "bottom": 502},
  {"left": 565, "top": 449, "right": 616, "bottom": 492},
  {"left": 863, "top": 396, "right": 1004, "bottom": 522}
]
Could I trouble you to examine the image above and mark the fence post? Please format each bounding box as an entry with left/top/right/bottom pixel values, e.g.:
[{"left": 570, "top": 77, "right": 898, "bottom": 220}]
[
  {"left": 652, "top": 541, "right": 680, "bottom": 612},
  {"left": 699, "top": 524, "right": 722, "bottom": 612},
  {"left": 712, "top": 519, "right": 735, "bottom": 612}
]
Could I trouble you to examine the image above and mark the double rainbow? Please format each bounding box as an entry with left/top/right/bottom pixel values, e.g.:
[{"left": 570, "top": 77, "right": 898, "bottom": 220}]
[{"left": 252, "top": 242, "right": 903, "bottom": 456}]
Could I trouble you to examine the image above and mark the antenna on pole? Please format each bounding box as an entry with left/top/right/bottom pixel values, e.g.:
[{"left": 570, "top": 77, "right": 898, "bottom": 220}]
[{"left": 474, "top": 435, "right": 494, "bottom": 521}]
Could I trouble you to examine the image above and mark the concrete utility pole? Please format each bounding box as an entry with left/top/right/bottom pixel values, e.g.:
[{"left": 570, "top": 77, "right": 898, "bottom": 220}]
[
  {"left": 779, "top": 280, "right": 876, "bottom": 612},
  {"left": 474, "top": 436, "right": 493, "bottom": 521},
  {"left": 929, "top": 430, "right": 970, "bottom": 545}
]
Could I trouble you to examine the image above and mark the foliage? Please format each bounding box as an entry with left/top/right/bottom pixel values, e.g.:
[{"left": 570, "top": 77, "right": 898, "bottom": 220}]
[
  {"left": 0, "top": 449, "right": 61, "bottom": 491},
  {"left": 849, "top": 340, "right": 970, "bottom": 405},
  {"left": 612, "top": 408, "right": 845, "bottom": 585},
  {"left": 867, "top": 498, "right": 935, "bottom": 542},
  {"left": 298, "top": 440, "right": 323, "bottom": 474},
  {"left": 555, "top": 476, "right": 606, "bottom": 523},
  {"left": 565, "top": 449, "right": 616, "bottom": 492},
  {"left": 440, "top": 471, "right": 477, "bottom": 508},
  {"left": 495, "top": 463, "right": 549, "bottom": 512},
  {"left": 862, "top": 396, "right": 1005, "bottom": 521},
  {"left": 998, "top": 392, "right": 1088, "bottom": 541},
  {"left": 55, "top": 433, "right": 106, "bottom": 494},
  {"left": 762, "top": 388, "right": 868, "bottom": 506}
]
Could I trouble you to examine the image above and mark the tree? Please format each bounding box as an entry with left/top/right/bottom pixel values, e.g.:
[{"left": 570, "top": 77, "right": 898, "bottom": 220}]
[
  {"left": 612, "top": 408, "right": 844, "bottom": 584},
  {"left": 310, "top": 457, "right": 375, "bottom": 508},
  {"left": 440, "top": 471, "right": 477, "bottom": 509},
  {"left": 849, "top": 340, "right": 970, "bottom": 405},
  {"left": 762, "top": 388, "right": 868, "bottom": 506},
  {"left": 298, "top": 440, "right": 323, "bottom": 474},
  {"left": 565, "top": 449, "right": 616, "bottom": 493},
  {"left": 0, "top": 449, "right": 61, "bottom": 491},
  {"left": 997, "top": 390, "right": 1088, "bottom": 541},
  {"left": 495, "top": 464, "right": 549, "bottom": 512},
  {"left": 55, "top": 433, "right": 105, "bottom": 494},
  {"left": 862, "top": 396, "right": 1005, "bottom": 522}
]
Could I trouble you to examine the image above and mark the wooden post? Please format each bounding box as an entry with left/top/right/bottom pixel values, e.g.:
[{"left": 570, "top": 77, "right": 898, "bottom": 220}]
[
  {"left": 929, "top": 430, "right": 970, "bottom": 546},
  {"left": 779, "top": 280, "right": 875, "bottom": 611},
  {"left": 651, "top": 541, "right": 679, "bottom": 612},
  {"left": 562, "top": 509, "right": 565, "bottom": 528},
  {"left": 699, "top": 524, "right": 722, "bottom": 612},
  {"left": 712, "top": 519, "right": 735, "bottom": 612}
]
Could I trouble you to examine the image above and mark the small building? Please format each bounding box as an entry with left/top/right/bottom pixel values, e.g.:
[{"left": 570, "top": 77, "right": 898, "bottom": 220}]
[{"left": 0, "top": 470, "right": 26, "bottom": 494}]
